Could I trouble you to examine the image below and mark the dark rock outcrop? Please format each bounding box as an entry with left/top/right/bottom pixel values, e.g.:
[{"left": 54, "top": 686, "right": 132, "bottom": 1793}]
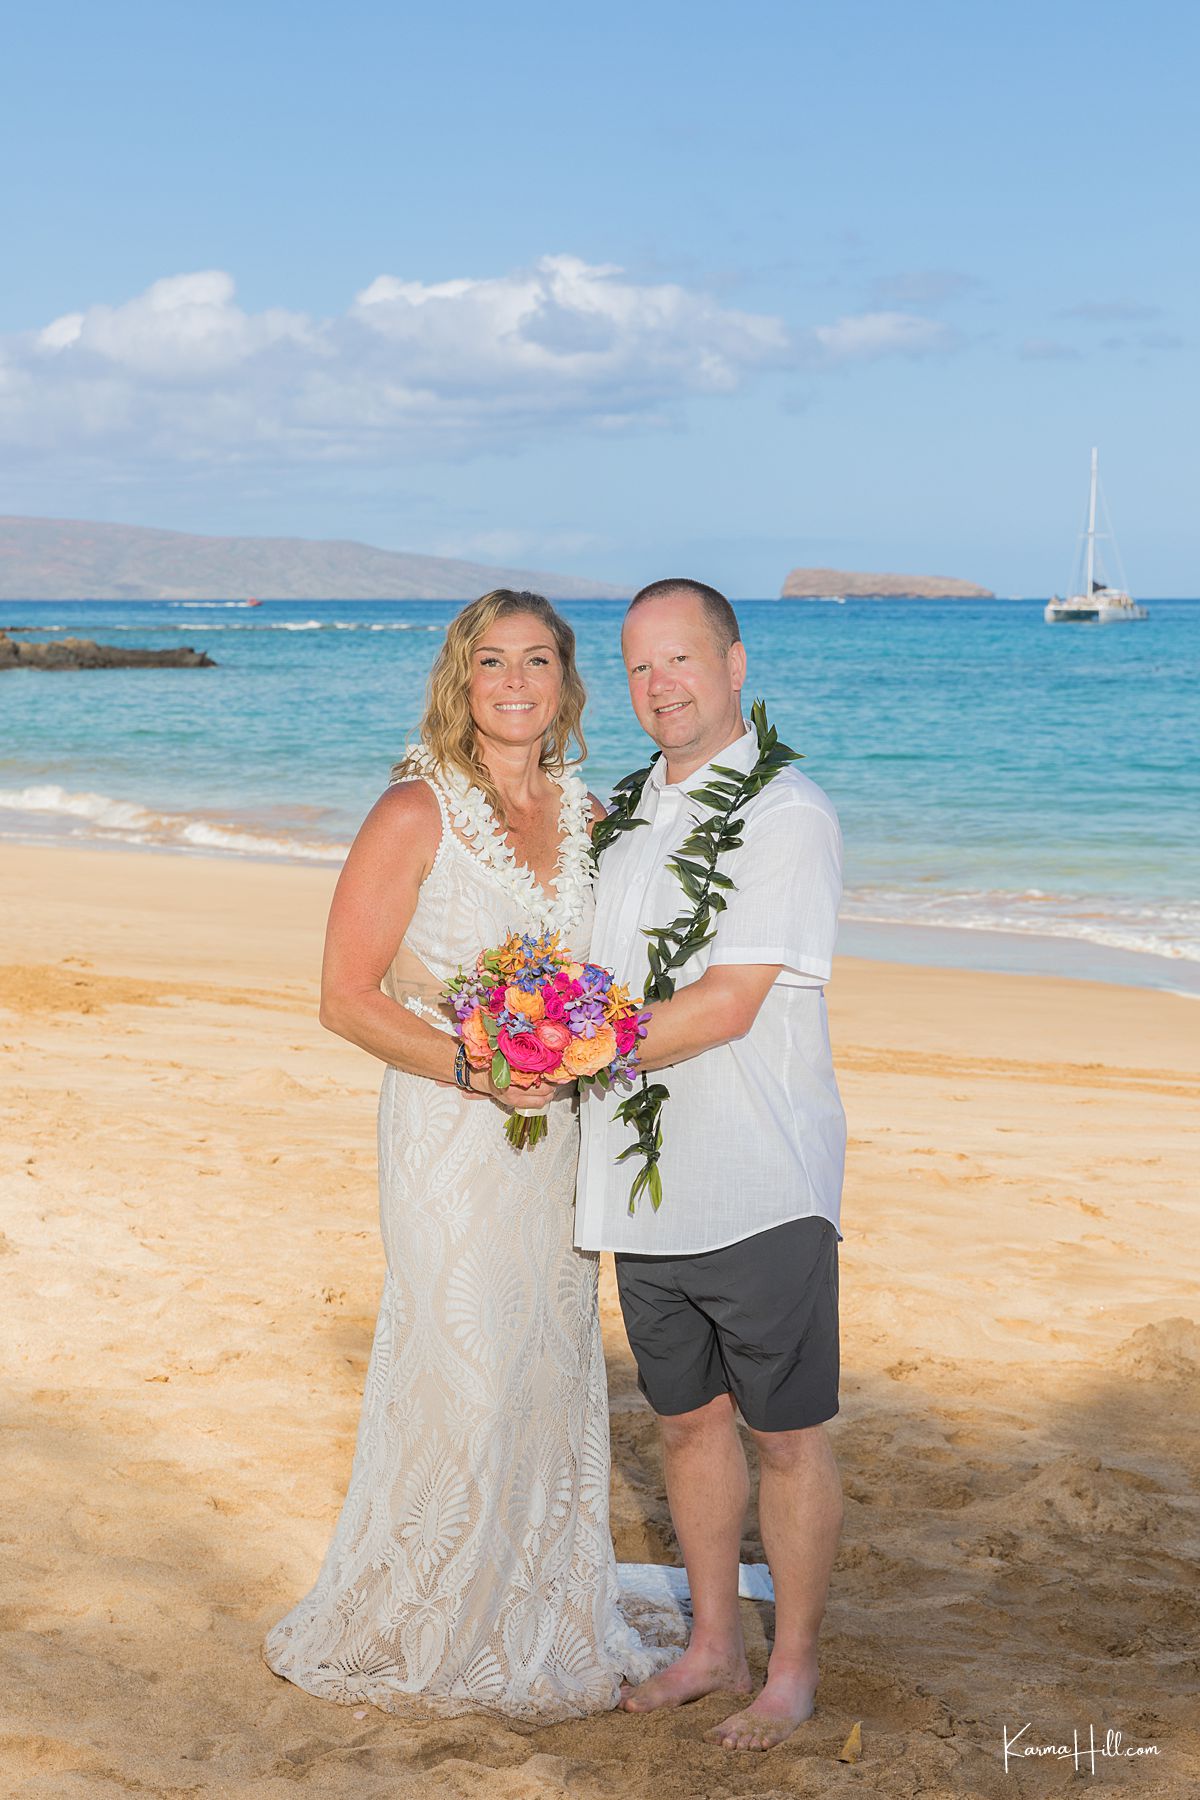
[{"left": 0, "top": 631, "right": 215, "bottom": 670}]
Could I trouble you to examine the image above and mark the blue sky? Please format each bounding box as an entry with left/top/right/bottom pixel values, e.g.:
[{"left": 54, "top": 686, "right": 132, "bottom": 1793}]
[{"left": 2, "top": 0, "right": 1196, "bottom": 594}]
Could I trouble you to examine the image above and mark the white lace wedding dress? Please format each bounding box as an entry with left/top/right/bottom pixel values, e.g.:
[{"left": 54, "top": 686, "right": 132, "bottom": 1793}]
[{"left": 262, "top": 753, "right": 671, "bottom": 1721}]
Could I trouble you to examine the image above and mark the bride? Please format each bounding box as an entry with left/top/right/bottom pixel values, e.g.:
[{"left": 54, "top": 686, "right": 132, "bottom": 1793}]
[{"left": 262, "top": 589, "right": 670, "bottom": 1721}]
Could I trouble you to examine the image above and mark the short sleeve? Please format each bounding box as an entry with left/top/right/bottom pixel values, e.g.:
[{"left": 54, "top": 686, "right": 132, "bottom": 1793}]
[{"left": 707, "top": 791, "right": 843, "bottom": 987}]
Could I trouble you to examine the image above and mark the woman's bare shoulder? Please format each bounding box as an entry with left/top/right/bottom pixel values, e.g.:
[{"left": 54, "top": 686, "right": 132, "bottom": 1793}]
[
  {"left": 587, "top": 790, "right": 607, "bottom": 826},
  {"left": 375, "top": 775, "right": 442, "bottom": 820},
  {"left": 353, "top": 776, "right": 443, "bottom": 861}
]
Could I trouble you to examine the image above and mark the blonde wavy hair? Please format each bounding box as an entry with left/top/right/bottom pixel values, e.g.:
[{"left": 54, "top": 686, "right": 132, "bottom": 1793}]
[{"left": 392, "top": 590, "right": 587, "bottom": 822}]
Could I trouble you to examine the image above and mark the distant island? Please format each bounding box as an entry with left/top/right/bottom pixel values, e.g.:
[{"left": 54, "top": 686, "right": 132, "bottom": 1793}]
[
  {"left": 781, "top": 566, "right": 994, "bottom": 599},
  {"left": 0, "top": 516, "right": 627, "bottom": 602}
]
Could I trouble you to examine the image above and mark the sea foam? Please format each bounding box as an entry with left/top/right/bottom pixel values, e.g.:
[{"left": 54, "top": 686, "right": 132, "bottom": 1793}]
[{"left": 0, "top": 784, "right": 349, "bottom": 864}]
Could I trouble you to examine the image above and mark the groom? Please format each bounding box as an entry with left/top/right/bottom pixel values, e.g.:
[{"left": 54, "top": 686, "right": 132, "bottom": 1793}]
[{"left": 575, "top": 578, "right": 846, "bottom": 1753}]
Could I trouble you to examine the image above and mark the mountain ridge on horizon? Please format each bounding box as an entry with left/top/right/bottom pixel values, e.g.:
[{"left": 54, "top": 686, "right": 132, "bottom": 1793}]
[{"left": 0, "top": 515, "right": 628, "bottom": 602}]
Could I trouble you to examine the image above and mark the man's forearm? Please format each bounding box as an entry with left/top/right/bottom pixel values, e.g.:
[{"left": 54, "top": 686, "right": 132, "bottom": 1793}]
[{"left": 637, "top": 964, "right": 781, "bottom": 1071}]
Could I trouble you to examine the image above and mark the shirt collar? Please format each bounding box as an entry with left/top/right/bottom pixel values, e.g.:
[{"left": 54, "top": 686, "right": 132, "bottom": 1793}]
[{"left": 647, "top": 718, "right": 754, "bottom": 793}]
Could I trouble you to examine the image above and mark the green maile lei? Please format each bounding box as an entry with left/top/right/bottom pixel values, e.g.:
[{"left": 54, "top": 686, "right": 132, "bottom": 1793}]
[{"left": 591, "top": 698, "right": 801, "bottom": 1213}]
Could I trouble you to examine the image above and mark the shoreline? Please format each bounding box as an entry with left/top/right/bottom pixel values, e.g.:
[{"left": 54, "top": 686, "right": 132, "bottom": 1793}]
[
  {"left": 836, "top": 916, "right": 1200, "bottom": 996},
  {"left": 2, "top": 833, "right": 1195, "bottom": 994}
]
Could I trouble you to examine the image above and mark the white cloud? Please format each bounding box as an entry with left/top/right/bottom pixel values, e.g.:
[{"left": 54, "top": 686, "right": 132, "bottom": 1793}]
[
  {"left": 35, "top": 271, "right": 314, "bottom": 376},
  {"left": 2, "top": 258, "right": 791, "bottom": 468},
  {"left": 347, "top": 255, "right": 791, "bottom": 404},
  {"left": 0, "top": 259, "right": 964, "bottom": 478}
]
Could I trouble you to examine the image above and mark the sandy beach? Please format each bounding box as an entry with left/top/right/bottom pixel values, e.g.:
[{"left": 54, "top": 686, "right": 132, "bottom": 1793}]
[{"left": 2, "top": 842, "right": 1197, "bottom": 1799}]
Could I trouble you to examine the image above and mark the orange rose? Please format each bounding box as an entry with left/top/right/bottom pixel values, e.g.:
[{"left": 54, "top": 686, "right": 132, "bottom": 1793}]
[
  {"left": 504, "top": 983, "right": 545, "bottom": 1022},
  {"left": 460, "top": 1006, "right": 493, "bottom": 1069},
  {"left": 565, "top": 961, "right": 585, "bottom": 981},
  {"left": 561, "top": 1023, "right": 618, "bottom": 1079}
]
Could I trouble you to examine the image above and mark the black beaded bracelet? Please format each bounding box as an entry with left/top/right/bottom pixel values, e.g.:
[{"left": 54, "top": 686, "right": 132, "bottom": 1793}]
[{"left": 454, "top": 1042, "right": 473, "bottom": 1090}]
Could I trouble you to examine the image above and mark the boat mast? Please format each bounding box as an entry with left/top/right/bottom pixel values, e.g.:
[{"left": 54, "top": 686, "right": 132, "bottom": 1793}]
[{"left": 1085, "top": 446, "right": 1098, "bottom": 596}]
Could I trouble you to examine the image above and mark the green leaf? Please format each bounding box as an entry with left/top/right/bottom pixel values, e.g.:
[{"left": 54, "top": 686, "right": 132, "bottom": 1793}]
[
  {"left": 672, "top": 865, "right": 703, "bottom": 903},
  {"left": 614, "top": 760, "right": 657, "bottom": 792},
  {"left": 491, "top": 1051, "right": 510, "bottom": 1091},
  {"left": 671, "top": 929, "right": 717, "bottom": 961},
  {"left": 649, "top": 1165, "right": 664, "bottom": 1211}
]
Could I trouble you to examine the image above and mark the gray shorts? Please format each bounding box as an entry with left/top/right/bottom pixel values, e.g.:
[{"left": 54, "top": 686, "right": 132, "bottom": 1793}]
[{"left": 614, "top": 1216, "right": 840, "bottom": 1432}]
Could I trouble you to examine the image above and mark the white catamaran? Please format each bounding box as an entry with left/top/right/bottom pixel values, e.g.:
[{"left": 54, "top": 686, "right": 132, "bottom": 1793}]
[{"left": 1044, "top": 448, "right": 1147, "bottom": 623}]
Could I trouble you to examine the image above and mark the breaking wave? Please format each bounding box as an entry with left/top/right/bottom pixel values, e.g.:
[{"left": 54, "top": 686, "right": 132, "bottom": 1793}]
[{"left": 0, "top": 784, "right": 349, "bottom": 864}]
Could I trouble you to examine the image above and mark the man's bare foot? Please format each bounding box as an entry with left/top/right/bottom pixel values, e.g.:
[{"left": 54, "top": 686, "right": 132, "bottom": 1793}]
[
  {"left": 619, "top": 1646, "right": 752, "bottom": 1713},
  {"left": 705, "top": 1664, "right": 817, "bottom": 1750}
]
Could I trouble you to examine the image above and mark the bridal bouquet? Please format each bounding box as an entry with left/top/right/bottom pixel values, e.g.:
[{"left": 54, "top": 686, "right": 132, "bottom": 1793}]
[{"left": 444, "top": 930, "right": 648, "bottom": 1147}]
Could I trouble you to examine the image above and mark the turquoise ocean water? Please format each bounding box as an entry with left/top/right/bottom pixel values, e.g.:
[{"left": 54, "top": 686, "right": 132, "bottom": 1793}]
[{"left": 2, "top": 597, "right": 1197, "bottom": 991}]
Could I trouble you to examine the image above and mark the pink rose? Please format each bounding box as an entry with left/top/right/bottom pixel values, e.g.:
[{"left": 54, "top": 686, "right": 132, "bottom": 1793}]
[
  {"left": 488, "top": 986, "right": 507, "bottom": 1013},
  {"left": 614, "top": 1015, "right": 640, "bottom": 1056},
  {"left": 534, "top": 1019, "right": 572, "bottom": 1056},
  {"left": 497, "top": 1025, "right": 561, "bottom": 1074},
  {"left": 542, "top": 989, "right": 567, "bottom": 1022}
]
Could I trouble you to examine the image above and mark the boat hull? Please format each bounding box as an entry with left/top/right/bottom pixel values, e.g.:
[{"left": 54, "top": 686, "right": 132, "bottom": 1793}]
[{"left": 1044, "top": 598, "right": 1148, "bottom": 624}]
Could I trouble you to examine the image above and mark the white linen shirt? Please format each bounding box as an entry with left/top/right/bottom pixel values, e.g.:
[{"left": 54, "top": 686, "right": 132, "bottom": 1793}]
[{"left": 575, "top": 721, "right": 846, "bottom": 1256}]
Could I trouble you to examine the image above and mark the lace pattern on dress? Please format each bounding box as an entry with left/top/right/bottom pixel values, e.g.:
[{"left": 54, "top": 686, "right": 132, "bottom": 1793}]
[{"left": 261, "top": 749, "right": 673, "bottom": 1721}]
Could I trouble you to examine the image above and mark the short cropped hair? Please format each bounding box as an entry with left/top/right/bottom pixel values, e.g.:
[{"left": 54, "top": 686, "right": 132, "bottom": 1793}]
[{"left": 626, "top": 578, "right": 742, "bottom": 653}]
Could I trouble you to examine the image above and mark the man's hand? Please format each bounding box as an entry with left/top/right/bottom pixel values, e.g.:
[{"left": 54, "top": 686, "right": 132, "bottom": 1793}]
[{"left": 505, "top": 1077, "right": 558, "bottom": 1109}]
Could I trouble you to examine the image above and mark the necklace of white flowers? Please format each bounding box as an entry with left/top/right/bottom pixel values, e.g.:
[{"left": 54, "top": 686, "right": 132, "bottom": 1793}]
[{"left": 591, "top": 698, "right": 801, "bottom": 1213}]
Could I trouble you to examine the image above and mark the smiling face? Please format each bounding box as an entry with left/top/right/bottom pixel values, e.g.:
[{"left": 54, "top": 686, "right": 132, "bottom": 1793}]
[
  {"left": 467, "top": 610, "right": 564, "bottom": 751},
  {"left": 622, "top": 591, "right": 747, "bottom": 771}
]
